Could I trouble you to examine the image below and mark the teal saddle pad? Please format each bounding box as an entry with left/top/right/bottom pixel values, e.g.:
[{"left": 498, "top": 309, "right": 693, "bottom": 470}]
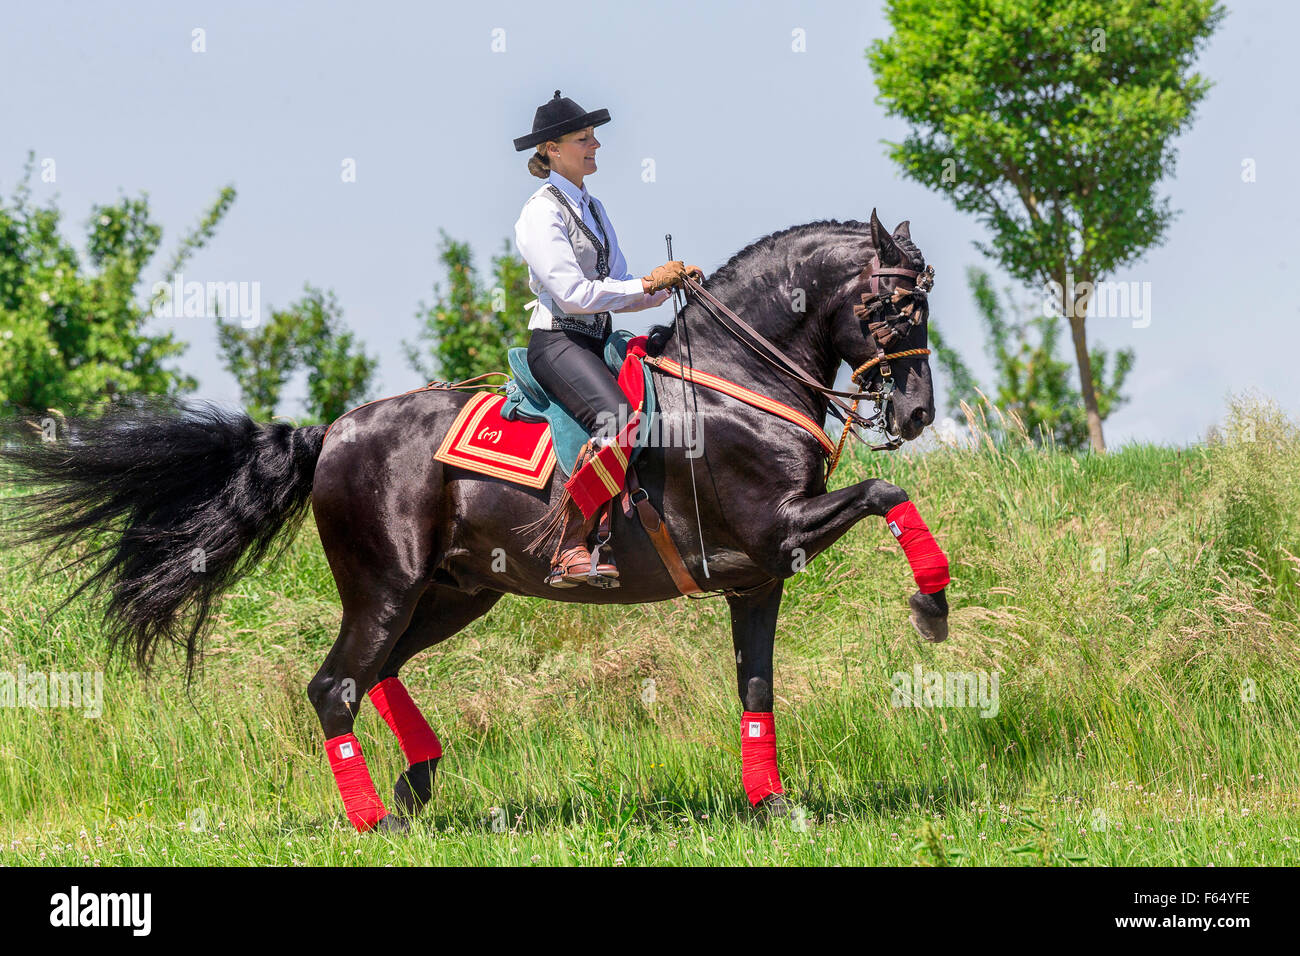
[{"left": 500, "top": 330, "right": 657, "bottom": 478}]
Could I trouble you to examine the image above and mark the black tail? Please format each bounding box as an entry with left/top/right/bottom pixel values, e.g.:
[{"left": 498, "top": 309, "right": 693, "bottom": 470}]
[{"left": 0, "top": 400, "right": 327, "bottom": 677}]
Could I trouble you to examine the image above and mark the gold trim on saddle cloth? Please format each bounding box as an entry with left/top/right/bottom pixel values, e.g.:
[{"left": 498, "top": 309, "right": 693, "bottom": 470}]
[{"left": 434, "top": 392, "right": 557, "bottom": 489}]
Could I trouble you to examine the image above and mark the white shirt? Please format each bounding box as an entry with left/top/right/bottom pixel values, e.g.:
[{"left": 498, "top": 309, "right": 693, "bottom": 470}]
[{"left": 514, "top": 170, "right": 670, "bottom": 329}]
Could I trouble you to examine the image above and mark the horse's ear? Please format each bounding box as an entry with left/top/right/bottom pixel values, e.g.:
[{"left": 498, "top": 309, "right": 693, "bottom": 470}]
[
  {"left": 893, "top": 220, "right": 911, "bottom": 241},
  {"left": 869, "top": 208, "right": 902, "bottom": 264}
]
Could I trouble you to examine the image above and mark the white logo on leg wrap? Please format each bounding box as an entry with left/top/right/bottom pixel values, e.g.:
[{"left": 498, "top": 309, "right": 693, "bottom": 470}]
[
  {"left": 748, "top": 721, "right": 762, "bottom": 738},
  {"left": 338, "top": 741, "right": 354, "bottom": 759}
]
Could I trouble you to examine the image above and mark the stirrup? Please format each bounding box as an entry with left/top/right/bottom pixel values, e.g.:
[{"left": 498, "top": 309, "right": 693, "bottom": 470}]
[
  {"left": 584, "top": 534, "right": 619, "bottom": 588},
  {"left": 546, "top": 545, "right": 591, "bottom": 588},
  {"left": 583, "top": 502, "right": 619, "bottom": 589}
]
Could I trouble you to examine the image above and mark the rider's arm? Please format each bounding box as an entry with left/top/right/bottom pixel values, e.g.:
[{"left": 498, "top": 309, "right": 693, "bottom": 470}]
[{"left": 514, "top": 197, "right": 647, "bottom": 314}]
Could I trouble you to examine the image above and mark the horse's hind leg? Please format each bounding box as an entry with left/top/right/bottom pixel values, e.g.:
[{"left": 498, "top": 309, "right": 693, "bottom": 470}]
[
  {"left": 367, "top": 585, "right": 502, "bottom": 818},
  {"left": 307, "top": 580, "right": 428, "bottom": 833}
]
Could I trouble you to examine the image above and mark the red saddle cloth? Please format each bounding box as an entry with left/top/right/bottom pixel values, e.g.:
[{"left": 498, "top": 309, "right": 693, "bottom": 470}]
[
  {"left": 433, "top": 341, "right": 649, "bottom": 502},
  {"left": 434, "top": 392, "right": 557, "bottom": 489}
]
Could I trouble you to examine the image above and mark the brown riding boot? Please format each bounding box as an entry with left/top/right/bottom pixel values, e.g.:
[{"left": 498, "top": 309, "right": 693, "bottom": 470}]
[
  {"left": 545, "top": 440, "right": 620, "bottom": 588},
  {"left": 545, "top": 495, "right": 599, "bottom": 588},
  {"left": 545, "top": 498, "right": 619, "bottom": 588}
]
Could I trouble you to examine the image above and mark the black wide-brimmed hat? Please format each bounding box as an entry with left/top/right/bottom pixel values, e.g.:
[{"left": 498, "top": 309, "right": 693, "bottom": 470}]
[{"left": 513, "top": 90, "right": 611, "bottom": 152}]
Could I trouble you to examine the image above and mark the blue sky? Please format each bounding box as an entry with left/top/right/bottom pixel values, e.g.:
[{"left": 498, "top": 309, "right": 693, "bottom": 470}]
[{"left": 2, "top": 0, "right": 1296, "bottom": 445}]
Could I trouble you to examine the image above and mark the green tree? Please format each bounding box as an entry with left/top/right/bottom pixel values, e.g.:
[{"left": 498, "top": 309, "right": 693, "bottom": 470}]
[
  {"left": 930, "top": 266, "right": 1132, "bottom": 450},
  {"left": 0, "top": 154, "right": 233, "bottom": 415},
  {"left": 869, "top": 0, "right": 1223, "bottom": 451},
  {"left": 405, "top": 231, "right": 532, "bottom": 383},
  {"left": 289, "top": 285, "right": 377, "bottom": 423},
  {"left": 216, "top": 285, "right": 376, "bottom": 423},
  {"left": 216, "top": 308, "right": 300, "bottom": 422}
]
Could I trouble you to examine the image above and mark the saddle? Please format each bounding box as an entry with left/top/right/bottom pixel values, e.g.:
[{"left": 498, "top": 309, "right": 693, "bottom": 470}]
[
  {"left": 431, "top": 331, "right": 700, "bottom": 594},
  {"left": 499, "top": 330, "right": 658, "bottom": 477}
]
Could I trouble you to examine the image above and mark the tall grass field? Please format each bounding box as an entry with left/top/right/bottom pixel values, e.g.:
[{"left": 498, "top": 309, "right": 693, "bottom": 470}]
[{"left": 1, "top": 396, "right": 1297, "bottom": 866}]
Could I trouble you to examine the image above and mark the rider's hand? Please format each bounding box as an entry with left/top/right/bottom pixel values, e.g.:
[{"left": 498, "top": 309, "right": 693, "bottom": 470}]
[
  {"left": 642, "top": 260, "right": 690, "bottom": 293},
  {"left": 684, "top": 264, "right": 703, "bottom": 281}
]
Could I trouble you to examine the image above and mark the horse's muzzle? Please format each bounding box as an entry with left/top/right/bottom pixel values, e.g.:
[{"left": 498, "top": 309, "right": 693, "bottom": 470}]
[{"left": 891, "top": 403, "right": 931, "bottom": 442}]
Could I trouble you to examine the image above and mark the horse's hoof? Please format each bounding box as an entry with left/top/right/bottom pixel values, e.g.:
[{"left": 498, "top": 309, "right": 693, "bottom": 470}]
[
  {"left": 909, "top": 589, "right": 949, "bottom": 643},
  {"left": 393, "top": 758, "right": 438, "bottom": 817},
  {"left": 754, "top": 793, "right": 793, "bottom": 824},
  {"left": 373, "top": 812, "right": 410, "bottom": 835}
]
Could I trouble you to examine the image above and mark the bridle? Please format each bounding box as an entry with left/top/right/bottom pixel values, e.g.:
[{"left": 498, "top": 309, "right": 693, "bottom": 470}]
[
  {"left": 678, "top": 250, "right": 934, "bottom": 475},
  {"left": 849, "top": 254, "right": 935, "bottom": 395},
  {"left": 835, "top": 254, "right": 936, "bottom": 458}
]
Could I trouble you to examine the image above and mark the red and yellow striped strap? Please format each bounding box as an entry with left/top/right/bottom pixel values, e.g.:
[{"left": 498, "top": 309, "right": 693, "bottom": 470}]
[{"left": 644, "top": 355, "right": 835, "bottom": 456}]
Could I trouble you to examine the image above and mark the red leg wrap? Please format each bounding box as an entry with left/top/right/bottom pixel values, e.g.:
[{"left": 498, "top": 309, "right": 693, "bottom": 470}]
[
  {"left": 885, "top": 500, "right": 950, "bottom": 594},
  {"left": 368, "top": 677, "right": 442, "bottom": 764},
  {"left": 325, "top": 732, "right": 388, "bottom": 832},
  {"left": 740, "top": 711, "right": 784, "bottom": 805}
]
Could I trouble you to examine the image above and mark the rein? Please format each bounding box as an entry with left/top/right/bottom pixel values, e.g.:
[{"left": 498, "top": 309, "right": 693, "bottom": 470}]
[
  {"left": 641, "top": 353, "right": 836, "bottom": 455},
  {"left": 673, "top": 255, "right": 934, "bottom": 479}
]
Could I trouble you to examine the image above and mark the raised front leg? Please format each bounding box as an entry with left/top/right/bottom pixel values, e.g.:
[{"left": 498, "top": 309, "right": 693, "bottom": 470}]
[
  {"left": 758, "top": 477, "right": 950, "bottom": 642},
  {"left": 728, "top": 579, "right": 792, "bottom": 822},
  {"left": 771, "top": 477, "right": 906, "bottom": 560}
]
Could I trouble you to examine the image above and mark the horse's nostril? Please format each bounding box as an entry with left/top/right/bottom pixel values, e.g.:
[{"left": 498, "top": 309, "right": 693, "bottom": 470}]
[{"left": 911, "top": 407, "right": 931, "bottom": 426}]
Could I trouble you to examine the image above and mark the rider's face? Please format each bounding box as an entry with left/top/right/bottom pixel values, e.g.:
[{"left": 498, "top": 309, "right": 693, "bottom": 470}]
[{"left": 548, "top": 126, "right": 599, "bottom": 182}]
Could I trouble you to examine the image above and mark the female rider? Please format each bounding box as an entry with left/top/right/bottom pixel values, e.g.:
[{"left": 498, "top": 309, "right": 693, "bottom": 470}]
[{"left": 513, "top": 90, "right": 700, "bottom": 588}]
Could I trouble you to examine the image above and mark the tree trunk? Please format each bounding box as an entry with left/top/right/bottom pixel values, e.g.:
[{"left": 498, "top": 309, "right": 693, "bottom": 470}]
[{"left": 1064, "top": 278, "right": 1107, "bottom": 453}]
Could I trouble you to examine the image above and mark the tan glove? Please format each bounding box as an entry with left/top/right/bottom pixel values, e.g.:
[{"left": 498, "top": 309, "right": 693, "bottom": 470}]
[{"left": 642, "top": 260, "right": 703, "bottom": 293}]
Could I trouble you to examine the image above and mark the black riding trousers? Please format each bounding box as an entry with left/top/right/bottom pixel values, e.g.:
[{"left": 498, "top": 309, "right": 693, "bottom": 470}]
[{"left": 526, "top": 327, "right": 629, "bottom": 446}]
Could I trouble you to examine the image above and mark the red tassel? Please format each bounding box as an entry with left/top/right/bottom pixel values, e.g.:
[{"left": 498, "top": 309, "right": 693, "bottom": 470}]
[{"left": 564, "top": 411, "right": 642, "bottom": 520}]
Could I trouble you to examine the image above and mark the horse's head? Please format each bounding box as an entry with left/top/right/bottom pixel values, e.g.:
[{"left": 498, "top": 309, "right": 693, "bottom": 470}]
[
  {"left": 644, "top": 211, "right": 937, "bottom": 444},
  {"left": 828, "top": 210, "right": 936, "bottom": 442}
]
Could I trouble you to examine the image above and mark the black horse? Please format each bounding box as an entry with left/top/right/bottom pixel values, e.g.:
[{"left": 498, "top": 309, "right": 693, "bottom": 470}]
[{"left": 0, "top": 210, "right": 949, "bottom": 830}]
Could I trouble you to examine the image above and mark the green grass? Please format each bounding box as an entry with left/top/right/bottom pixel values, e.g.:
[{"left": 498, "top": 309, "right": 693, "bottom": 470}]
[{"left": 1, "top": 395, "right": 1297, "bottom": 866}]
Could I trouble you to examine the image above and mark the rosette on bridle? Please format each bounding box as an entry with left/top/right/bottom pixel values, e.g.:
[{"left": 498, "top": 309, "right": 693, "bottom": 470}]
[
  {"left": 851, "top": 262, "right": 935, "bottom": 345},
  {"left": 824, "top": 256, "right": 935, "bottom": 465},
  {"left": 847, "top": 253, "right": 934, "bottom": 391}
]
